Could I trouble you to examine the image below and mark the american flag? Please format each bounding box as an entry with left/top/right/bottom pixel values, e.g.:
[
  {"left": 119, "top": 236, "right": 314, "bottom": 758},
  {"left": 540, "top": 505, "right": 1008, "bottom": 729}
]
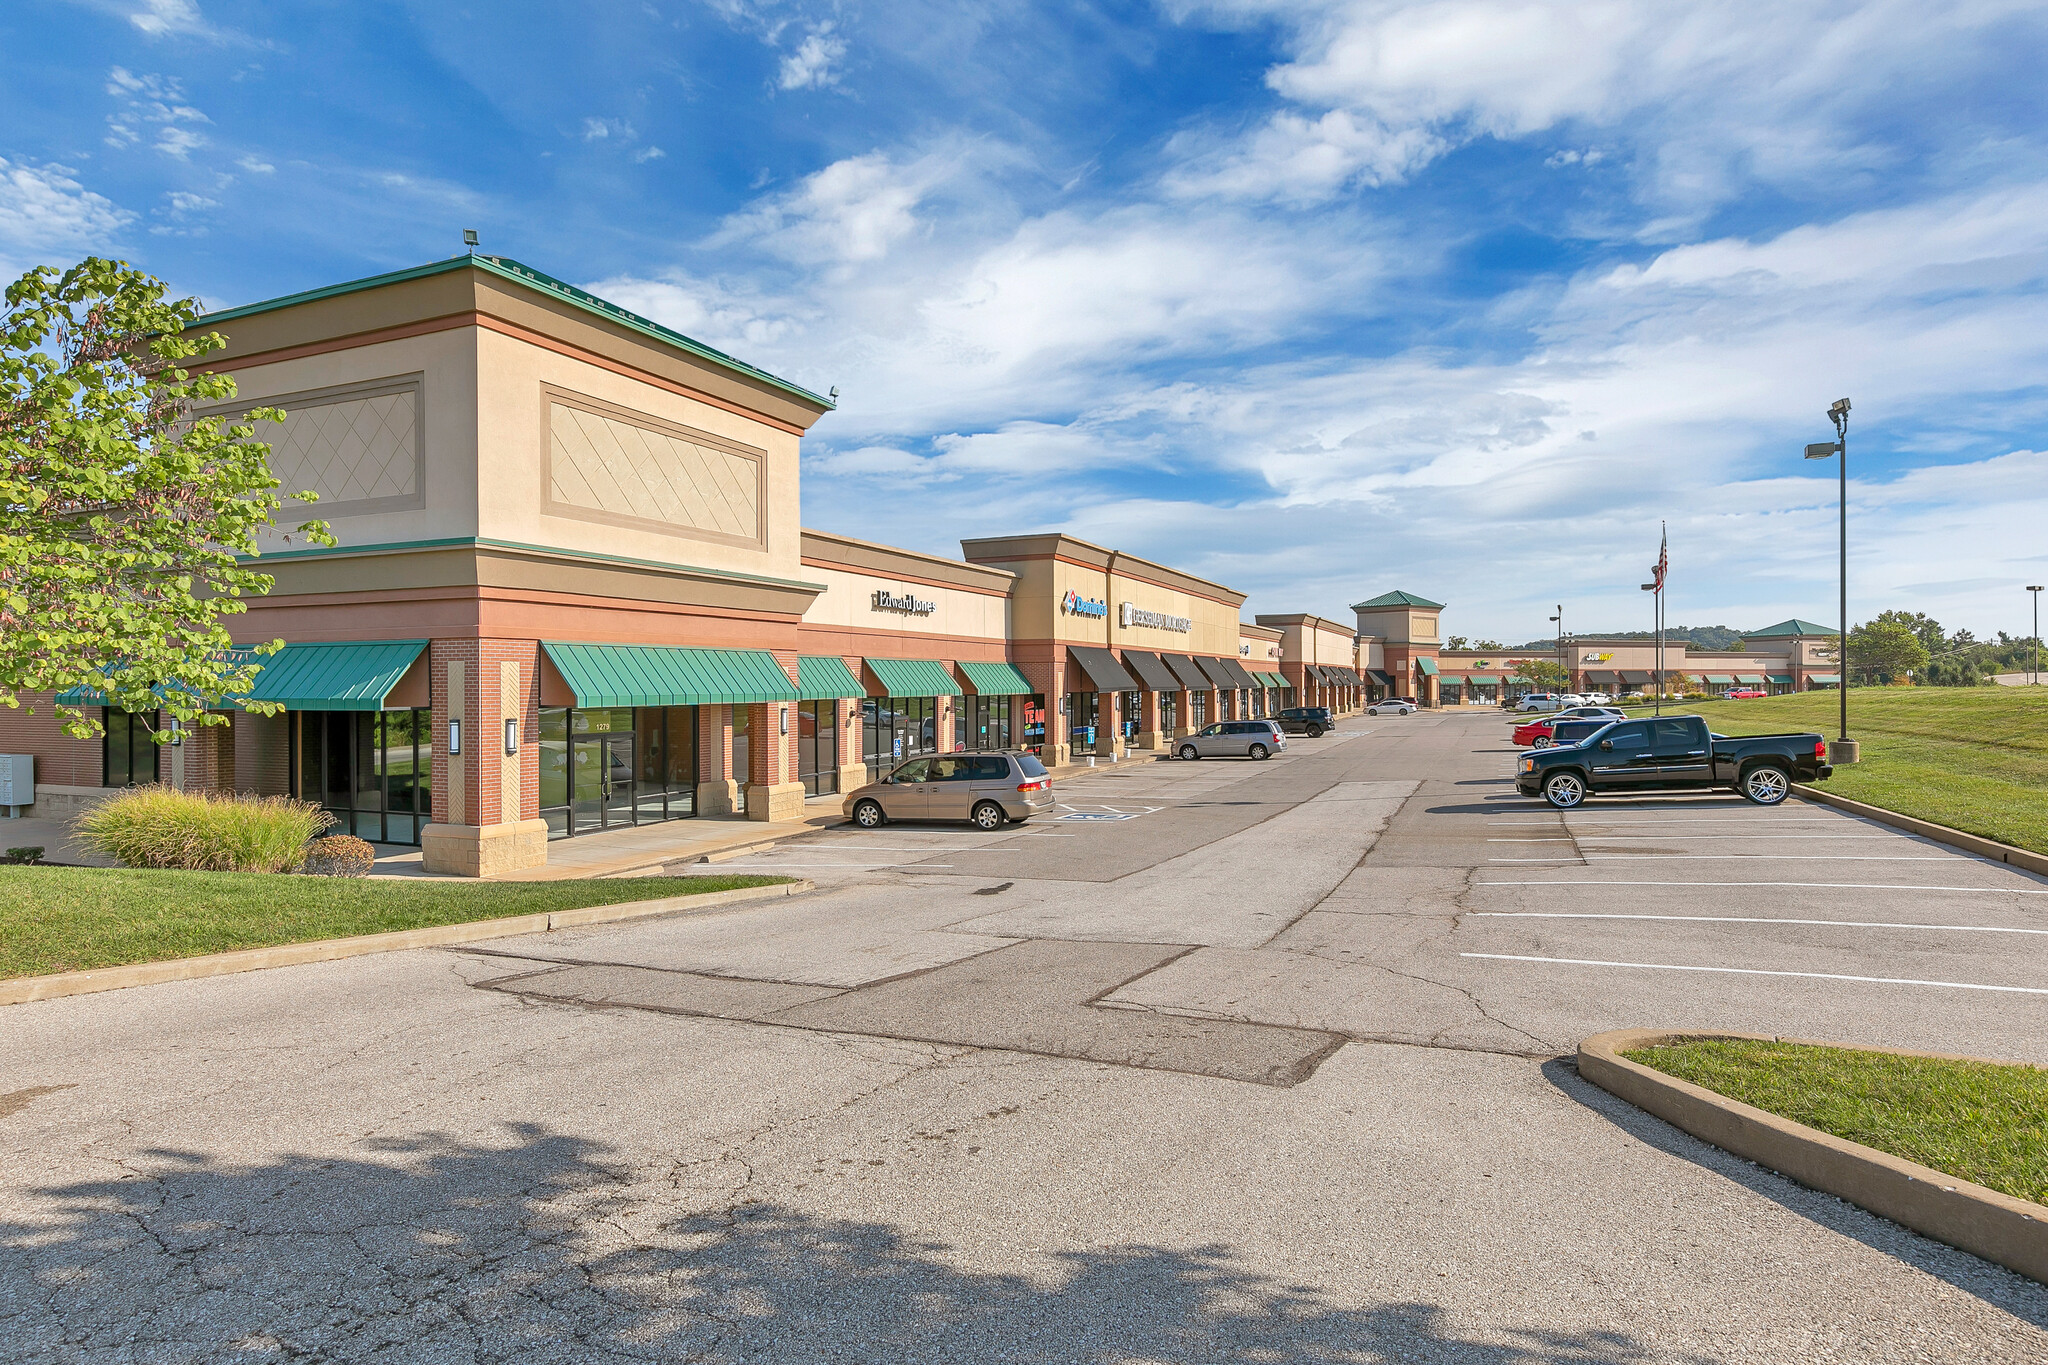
[{"left": 1652, "top": 523, "right": 1668, "bottom": 591}]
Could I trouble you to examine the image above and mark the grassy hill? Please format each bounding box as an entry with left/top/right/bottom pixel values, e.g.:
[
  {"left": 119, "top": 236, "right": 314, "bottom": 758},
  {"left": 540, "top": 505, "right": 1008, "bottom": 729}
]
[{"left": 1629, "top": 687, "right": 2048, "bottom": 855}]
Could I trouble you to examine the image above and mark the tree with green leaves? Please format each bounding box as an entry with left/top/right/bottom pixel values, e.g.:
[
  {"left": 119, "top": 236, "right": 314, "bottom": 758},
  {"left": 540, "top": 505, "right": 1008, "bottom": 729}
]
[
  {"left": 1871, "top": 609, "right": 1945, "bottom": 657},
  {"left": 1510, "top": 658, "right": 1570, "bottom": 690},
  {"left": 1846, "top": 617, "right": 1929, "bottom": 685},
  {"left": 0, "top": 257, "right": 330, "bottom": 738}
]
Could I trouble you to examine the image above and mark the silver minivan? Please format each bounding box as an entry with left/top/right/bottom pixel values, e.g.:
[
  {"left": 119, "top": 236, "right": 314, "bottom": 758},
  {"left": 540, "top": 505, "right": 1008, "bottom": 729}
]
[
  {"left": 843, "top": 750, "right": 1054, "bottom": 830},
  {"left": 1177, "top": 719, "right": 1286, "bottom": 761}
]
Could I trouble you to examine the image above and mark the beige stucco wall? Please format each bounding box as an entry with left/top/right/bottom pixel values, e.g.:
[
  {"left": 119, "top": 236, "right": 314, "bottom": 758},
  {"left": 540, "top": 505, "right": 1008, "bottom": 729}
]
[
  {"left": 1103, "top": 570, "right": 1238, "bottom": 656},
  {"left": 474, "top": 326, "right": 804, "bottom": 585},
  {"left": 1239, "top": 627, "right": 1284, "bottom": 666},
  {"left": 799, "top": 564, "right": 1010, "bottom": 643},
  {"left": 1355, "top": 606, "right": 1435, "bottom": 646},
  {"left": 226, "top": 326, "right": 481, "bottom": 552}
]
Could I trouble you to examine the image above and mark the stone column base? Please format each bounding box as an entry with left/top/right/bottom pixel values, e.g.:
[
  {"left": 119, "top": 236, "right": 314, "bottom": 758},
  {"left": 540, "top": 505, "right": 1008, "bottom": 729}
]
[
  {"left": 420, "top": 820, "right": 549, "bottom": 877},
  {"left": 1046, "top": 743, "right": 1070, "bottom": 768},
  {"left": 836, "top": 762, "right": 870, "bottom": 794},
  {"left": 745, "top": 781, "right": 807, "bottom": 822},
  {"left": 1135, "top": 730, "right": 1164, "bottom": 751},
  {"left": 695, "top": 779, "right": 741, "bottom": 817}
]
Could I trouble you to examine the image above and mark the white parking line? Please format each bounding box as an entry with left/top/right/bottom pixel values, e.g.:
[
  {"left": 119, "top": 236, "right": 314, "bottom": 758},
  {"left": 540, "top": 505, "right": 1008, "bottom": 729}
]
[
  {"left": 1473, "top": 879, "right": 2048, "bottom": 894},
  {"left": 1486, "top": 834, "right": 1898, "bottom": 842},
  {"left": 784, "top": 845, "right": 1018, "bottom": 853},
  {"left": 1489, "top": 854, "right": 1961, "bottom": 863},
  {"left": 1459, "top": 953, "right": 2048, "bottom": 995},
  {"left": 1470, "top": 912, "right": 2048, "bottom": 935},
  {"left": 720, "top": 862, "right": 957, "bottom": 869}
]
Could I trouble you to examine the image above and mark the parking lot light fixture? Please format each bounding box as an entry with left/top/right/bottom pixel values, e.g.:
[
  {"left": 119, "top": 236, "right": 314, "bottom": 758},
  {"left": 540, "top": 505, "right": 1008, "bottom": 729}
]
[
  {"left": 2030, "top": 586, "right": 2043, "bottom": 685},
  {"left": 1804, "top": 399, "right": 1854, "bottom": 762}
]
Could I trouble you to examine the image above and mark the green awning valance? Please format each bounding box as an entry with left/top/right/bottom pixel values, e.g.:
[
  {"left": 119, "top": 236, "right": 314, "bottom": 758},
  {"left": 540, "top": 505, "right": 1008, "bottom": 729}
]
[
  {"left": 543, "top": 642, "right": 796, "bottom": 707},
  {"left": 1705, "top": 674, "right": 1735, "bottom": 685},
  {"left": 957, "top": 660, "right": 1034, "bottom": 695},
  {"left": 1767, "top": 674, "right": 1794, "bottom": 684},
  {"left": 798, "top": 655, "right": 866, "bottom": 701},
  {"left": 866, "top": 657, "right": 963, "bottom": 698},
  {"left": 245, "top": 640, "right": 428, "bottom": 711},
  {"left": 1735, "top": 674, "right": 1765, "bottom": 684},
  {"left": 1416, "top": 657, "right": 1440, "bottom": 676},
  {"left": 1809, "top": 674, "right": 1841, "bottom": 684},
  {"left": 1258, "top": 672, "right": 1288, "bottom": 688}
]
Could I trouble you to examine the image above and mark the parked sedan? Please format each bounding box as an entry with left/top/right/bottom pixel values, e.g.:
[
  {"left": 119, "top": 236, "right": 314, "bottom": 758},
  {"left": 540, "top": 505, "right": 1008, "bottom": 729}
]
[
  {"left": 844, "top": 750, "right": 1054, "bottom": 830},
  {"left": 1511, "top": 706, "right": 1627, "bottom": 747},
  {"left": 1178, "top": 719, "right": 1286, "bottom": 760},
  {"left": 1366, "top": 698, "right": 1417, "bottom": 715}
]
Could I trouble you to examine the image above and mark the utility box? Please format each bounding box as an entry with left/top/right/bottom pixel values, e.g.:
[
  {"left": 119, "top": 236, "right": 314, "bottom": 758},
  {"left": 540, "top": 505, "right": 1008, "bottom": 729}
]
[{"left": 0, "top": 753, "right": 33, "bottom": 814}]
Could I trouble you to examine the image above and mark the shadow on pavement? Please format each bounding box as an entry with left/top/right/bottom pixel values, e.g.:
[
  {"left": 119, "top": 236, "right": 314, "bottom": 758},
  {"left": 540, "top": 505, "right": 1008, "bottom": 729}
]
[
  {"left": 4, "top": 1123, "right": 1688, "bottom": 1363},
  {"left": 1541, "top": 1057, "right": 2048, "bottom": 1328}
]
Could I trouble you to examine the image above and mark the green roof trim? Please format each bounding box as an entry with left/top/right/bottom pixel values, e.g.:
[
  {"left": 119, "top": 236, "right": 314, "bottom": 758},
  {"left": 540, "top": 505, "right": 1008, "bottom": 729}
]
[
  {"left": 1744, "top": 618, "right": 1838, "bottom": 639},
  {"left": 543, "top": 642, "right": 796, "bottom": 707},
  {"left": 1352, "top": 589, "right": 1446, "bottom": 610},
  {"left": 957, "top": 660, "right": 1034, "bottom": 696},
  {"left": 865, "top": 657, "right": 963, "bottom": 698},
  {"left": 242, "top": 641, "right": 427, "bottom": 711},
  {"left": 201, "top": 254, "right": 833, "bottom": 411},
  {"left": 1416, "top": 657, "right": 1440, "bottom": 676},
  {"left": 798, "top": 655, "right": 866, "bottom": 701}
]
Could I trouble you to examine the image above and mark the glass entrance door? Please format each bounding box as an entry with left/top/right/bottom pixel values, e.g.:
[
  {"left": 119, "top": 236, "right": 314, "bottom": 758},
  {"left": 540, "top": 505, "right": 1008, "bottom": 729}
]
[{"left": 572, "top": 733, "right": 635, "bottom": 834}]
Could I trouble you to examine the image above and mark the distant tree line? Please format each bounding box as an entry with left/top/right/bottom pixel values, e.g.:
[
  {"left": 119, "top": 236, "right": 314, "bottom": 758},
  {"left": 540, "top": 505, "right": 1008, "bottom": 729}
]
[{"left": 1842, "top": 610, "right": 2041, "bottom": 687}]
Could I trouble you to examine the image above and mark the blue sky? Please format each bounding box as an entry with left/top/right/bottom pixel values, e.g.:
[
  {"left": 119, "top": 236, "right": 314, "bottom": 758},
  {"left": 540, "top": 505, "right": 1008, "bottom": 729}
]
[{"left": 6, "top": 1, "right": 2048, "bottom": 642}]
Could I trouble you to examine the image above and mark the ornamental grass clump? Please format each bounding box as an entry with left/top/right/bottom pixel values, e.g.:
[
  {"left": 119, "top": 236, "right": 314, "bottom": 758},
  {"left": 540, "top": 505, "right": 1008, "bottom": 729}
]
[{"left": 76, "top": 786, "right": 333, "bottom": 873}]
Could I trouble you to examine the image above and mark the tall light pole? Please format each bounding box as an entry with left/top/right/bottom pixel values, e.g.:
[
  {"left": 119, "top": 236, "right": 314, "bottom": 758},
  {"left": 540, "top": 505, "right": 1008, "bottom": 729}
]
[
  {"left": 2030, "top": 586, "right": 2044, "bottom": 685},
  {"left": 1805, "top": 398, "right": 1855, "bottom": 763},
  {"left": 1549, "top": 607, "right": 1564, "bottom": 692}
]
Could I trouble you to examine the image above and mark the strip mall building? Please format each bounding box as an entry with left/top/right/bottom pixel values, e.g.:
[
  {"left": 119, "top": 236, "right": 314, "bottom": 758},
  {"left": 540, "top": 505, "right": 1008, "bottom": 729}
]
[{"left": 3, "top": 255, "right": 1429, "bottom": 874}]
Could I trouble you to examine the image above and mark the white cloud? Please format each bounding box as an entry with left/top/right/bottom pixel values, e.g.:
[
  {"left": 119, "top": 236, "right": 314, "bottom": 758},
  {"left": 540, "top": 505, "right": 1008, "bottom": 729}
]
[
  {"left": 1163, "top": 1, "right": 2048, "bottom": 210},
  {"left": 126, "top": 0, "right": 210, "bottom": 37},
  {"left": 633, "top": 146, "right": 667, "bottom": 163},
  {"left": 103, "top": 67, "right": 212, "bottom": 160},
  {"left": 163, "top": 190, "right": 216, "bottom": 215},
  {"left": 236, "top": 155, "right": 274, "bottom": 174},
  {"left": 582, "top": 117, "right": 635, "bottom": 141},
  {"left": 0, "top": 158, "right": 132, "bottom": 268},
  {"left": 778, "top": 23, "right": 847, "bottom": 91},
  {"left": 712, "top": 151, "right": 941, "bottom": 266}
]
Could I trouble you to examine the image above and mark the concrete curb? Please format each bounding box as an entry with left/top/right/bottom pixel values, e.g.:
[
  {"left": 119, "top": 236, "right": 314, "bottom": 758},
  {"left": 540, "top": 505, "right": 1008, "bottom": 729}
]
[
  {"left": 1578, "top": 1028, "right": 2048, "bottom": 1284},
  {"left": 1793, "top": 785, "right": 2048, "bottom": 877},
  {"left": 0, "top": 879, "right": 814, "bottom": 1008}
]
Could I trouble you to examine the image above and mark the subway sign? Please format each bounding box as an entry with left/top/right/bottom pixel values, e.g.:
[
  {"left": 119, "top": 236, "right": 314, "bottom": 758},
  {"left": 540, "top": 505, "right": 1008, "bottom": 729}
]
[
  {"left": 1061, "top": 590, "right": 1108, "bottom": 619},
  {"left": 1120, "top": 602, "right": 1190, "bottom": 633}
]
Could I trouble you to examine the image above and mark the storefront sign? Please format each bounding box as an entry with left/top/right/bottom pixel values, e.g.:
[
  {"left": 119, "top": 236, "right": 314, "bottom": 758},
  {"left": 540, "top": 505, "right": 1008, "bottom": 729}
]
[
  {"left": 1062, "top": 590, "right": 1108, "bottom": 619},
  {"left": 872, "top": 588, "right": 936, "bottom": 616},
  {"left": 1119, "top": 601, "right": 1190, "bottom": 632}
]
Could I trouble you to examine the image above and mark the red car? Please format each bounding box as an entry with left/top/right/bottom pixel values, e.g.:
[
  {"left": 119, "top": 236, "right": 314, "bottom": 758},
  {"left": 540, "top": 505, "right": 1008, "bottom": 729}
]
[{"left": 1512, "top": 706, "right": 1625, "bottom": 747}]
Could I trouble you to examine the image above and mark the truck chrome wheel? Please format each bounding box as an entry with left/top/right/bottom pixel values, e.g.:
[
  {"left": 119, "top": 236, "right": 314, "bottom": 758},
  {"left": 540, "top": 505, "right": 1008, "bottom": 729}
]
[
  {"left": 1741, "top": 765, "right": 1791, "bottom": 805},
  {"left": 1543, "top": 772, "right": 1586, "bottom": 808}
]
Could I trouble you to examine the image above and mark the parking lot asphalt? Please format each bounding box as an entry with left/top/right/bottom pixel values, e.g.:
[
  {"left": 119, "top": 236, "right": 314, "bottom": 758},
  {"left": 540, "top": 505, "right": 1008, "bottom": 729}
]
[{"left": 6, "top": 711, "right": 2048, "bottom": 1361}]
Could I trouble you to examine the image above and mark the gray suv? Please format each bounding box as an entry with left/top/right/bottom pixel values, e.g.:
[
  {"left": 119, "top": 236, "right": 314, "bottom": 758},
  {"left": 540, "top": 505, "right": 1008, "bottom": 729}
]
[
  {"left": 844, "top": 750, "right": 1053, "bottom": 830},
  {"left": 1178, "top": 719, "right": 1286, "bottom": 761}
]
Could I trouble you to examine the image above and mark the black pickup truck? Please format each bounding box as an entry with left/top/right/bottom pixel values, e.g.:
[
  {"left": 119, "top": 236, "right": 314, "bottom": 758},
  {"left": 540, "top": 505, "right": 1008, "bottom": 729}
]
[{"left": 1515, "top": 714, "right": 1831, "bottom": 808}]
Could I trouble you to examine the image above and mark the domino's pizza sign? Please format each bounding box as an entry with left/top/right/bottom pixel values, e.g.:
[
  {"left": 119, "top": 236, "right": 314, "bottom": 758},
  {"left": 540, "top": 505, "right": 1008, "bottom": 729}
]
[{"left": 1061, "top": 590, "right": 1108, "bottom": 619}]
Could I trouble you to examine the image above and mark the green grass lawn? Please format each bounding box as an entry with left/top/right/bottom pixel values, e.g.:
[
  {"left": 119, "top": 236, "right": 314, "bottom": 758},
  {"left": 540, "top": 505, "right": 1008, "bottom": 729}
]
[
  {"left": 1625, "top": 1038, "right": 2048, "bottom": 1206},
  {"left": 1622, "top": 687, "right": 2048, "bottom": 855},
  {"left": 0, "top": 866, "right": 791, "bottom": 980}
]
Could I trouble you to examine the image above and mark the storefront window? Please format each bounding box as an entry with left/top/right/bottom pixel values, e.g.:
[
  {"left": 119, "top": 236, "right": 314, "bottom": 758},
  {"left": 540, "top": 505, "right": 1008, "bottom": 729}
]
[
  {"left": 967, "top": 695, "right": 1014, "bottom": 750},
  {"left": 291, "top": 708, "right": 432, "bottom": 845},
  {"left": 798, "top": 700, "right": 838, "bottom": 796},
  {"left": 1160, "top": 691, "right": 1179, "bottom": 733},
  {"left": 862, "top": 696, "right": 936, "bottom": 781},
  {"left": 539, "top": 705, "right": 698, "bottom": 840},
  {"left": 1066, "top": 691, "right": 1099, "bottom": 752},
  {"left": 102, "top": 708, "right": 159, "bottom": 787},
  {"left": 1190, "top": 692, "right": 1207, "bottom": 727},
  {"left": 1022, "top": 695, "right": 1046, "bottom": 754},
  {"left": 1119, "top": 690, "right": 1141, "bottom": 740}
]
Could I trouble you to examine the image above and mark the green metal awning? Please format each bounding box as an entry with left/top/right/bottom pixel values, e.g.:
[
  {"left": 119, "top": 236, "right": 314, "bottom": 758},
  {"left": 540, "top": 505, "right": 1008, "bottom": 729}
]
[
  {"left": 1705, "top": 674, "right": 1735, "bottom": 685},
  {"left": 958, "top": 660, "right": 1034, "bottom": 695},
  {"left": 1809, "top": 674, "right": 1841, "bottom": 684},
  {"left": 1735, "top": 674, "right": 1765, "bottom": 685},
  {"left": 798, "top": 655, "right": 866, "bottom": 701},
  {"left": 866, "top": 657, "right": 963, "bottom": 698},
  {"left": 243, "top": 640, "right": 428, "bottom": 711},
  {"left": 1462, "top": 675, "right": 1496, "bottom": 688},
  {"left": 1258, "top": 672, "right": 1288, "bottom": 688},
  {"left": 543, "top": 642, "right": 796, "bottom": 707},
  {"left": 1416, "top": 657, "right": 1440, "bottom": 676},
  {"left": 1767, "top": 674, "right": 1794, "bottom": 684}
]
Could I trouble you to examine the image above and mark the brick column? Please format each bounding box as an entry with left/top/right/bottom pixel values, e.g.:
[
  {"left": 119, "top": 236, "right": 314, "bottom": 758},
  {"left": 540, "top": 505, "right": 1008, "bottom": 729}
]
[
  {"left": 698, "top": 704, "right": 738, "bottom": 816},
  {"left": 1137, "top": 690, "right": 1163, "bottom": 750},
  {"left": 421, "top": 638, "right": 546, "bottom": 877},
  {"left": 743, "top": 657, "right": 806, "bottom": 822}
]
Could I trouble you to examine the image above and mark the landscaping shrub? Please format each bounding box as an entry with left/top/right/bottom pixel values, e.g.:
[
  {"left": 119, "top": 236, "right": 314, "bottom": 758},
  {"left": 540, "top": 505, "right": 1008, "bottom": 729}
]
[
  {"left": 76, "top": 786, "right": 333, "bottom": 873},
  {"left": 4, "top": 846, "right": 44, "bottom": 865},
  {"left": 302, "top": 834, "right": 376, "bottom": 877}
]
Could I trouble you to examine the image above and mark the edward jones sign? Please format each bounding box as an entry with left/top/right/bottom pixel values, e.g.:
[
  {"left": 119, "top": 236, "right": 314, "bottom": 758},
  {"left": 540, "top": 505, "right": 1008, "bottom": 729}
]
[
  {"left": 1120, "top": 601, "right": 1190, "bottom": 633},
  {"left": 872, "top": 588, "right": 936, "bottom": 616}
]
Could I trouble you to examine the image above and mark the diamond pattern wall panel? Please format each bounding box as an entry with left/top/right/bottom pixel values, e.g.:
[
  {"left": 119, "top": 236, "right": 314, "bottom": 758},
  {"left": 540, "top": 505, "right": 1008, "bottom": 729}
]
[
  {"left": 547, "top": 399, "right": 759, "bottom": 541},
  {"left": 267, "top": 387, "right": 419, "bottom": 507}
]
